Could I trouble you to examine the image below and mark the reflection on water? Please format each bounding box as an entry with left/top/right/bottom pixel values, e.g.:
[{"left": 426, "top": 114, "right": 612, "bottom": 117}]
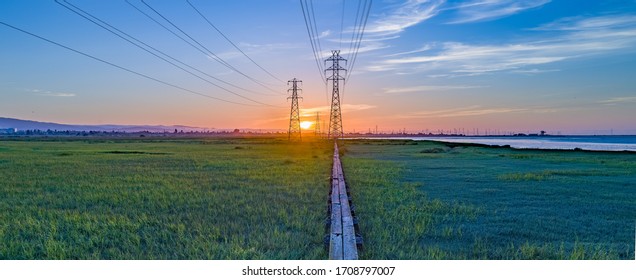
[{"left": 374, "top": 136, "right": 636, "bottom": 151}]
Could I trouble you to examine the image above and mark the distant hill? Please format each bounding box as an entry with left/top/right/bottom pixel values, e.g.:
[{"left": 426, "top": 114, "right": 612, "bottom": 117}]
[{"left": 0, "top": 117, "right": 214, "bottom": 133}]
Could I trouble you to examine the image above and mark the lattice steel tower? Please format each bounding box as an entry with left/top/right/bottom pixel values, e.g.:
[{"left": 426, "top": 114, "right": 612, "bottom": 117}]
[
  {"left": 287, "top": 78, "right": 302, "bottom": 141},
  {"left": 325, "top": 50, "right": 346, "bottom": 139}
]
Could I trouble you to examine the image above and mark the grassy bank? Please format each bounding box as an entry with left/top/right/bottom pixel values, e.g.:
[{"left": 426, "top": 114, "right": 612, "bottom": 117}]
[
  {"left": 342, "top": 139, "right": 636, "bottom": 259},
  {"left": 0, "top": 138, "right": 331, "bottom": 259}
]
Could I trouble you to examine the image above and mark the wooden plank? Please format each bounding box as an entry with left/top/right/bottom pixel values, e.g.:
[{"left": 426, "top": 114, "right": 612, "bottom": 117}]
[
  {"left": 329, "top": 141, "right": 358, "bottom": 260},
  {"left": 329, "top": 232, "right": 343, "bottom": 260},
  {"left": 329, "top": 179, "right": 343, "bottom": 260},
  {"left": 329, "top": 147, "right": 343, "bottom": 260},
  {"left": 338, "top": 175, "right": 358, "bottom": 259},
  {"left": 330, "top": 181, "right": 342, "bottom": 235},
  {"left": 342, "top": 216, "right": 358, "bottom": 260}
]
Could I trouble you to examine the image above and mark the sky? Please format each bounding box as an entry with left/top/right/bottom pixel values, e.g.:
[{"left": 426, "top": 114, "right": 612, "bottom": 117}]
[{"left": 1, "top": 0, "right": 635, "bottom": 134}]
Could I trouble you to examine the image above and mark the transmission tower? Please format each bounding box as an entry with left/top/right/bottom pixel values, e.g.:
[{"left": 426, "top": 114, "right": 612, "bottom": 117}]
[
  {"left": 287, "top": 78, "right": 302, "bottom": 141},
  {"left": 325, "top": 50, "right": 347, "bottom": 139},
  {"left": 314, "top": 112, "right": 321, "bottom": 138}
]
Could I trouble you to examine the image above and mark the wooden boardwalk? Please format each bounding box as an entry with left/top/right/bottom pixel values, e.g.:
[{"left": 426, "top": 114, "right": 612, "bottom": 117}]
[{"left": 329, "top": 142, "right": 358, "bottom": 260}]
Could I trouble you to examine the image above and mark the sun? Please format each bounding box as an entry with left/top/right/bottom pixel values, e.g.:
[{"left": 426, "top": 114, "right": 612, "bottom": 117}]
[{"left": 300, "top": 121, "right": 313, "bottom": 130}]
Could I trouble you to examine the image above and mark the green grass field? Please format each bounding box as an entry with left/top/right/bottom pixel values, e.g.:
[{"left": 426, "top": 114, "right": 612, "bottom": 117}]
[
  {"left": 342, "top": 139, "right": 636, "bottom": 259},
  {"left": 0, "top": 138, "right": 332, "bottom": 259},
  {"left": 2, "top": 137, "right": 635, "bottom": 259}
]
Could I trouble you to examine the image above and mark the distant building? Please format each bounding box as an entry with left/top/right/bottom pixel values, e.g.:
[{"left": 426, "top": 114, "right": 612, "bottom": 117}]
[{"left": 0, "top": 128, "right": 17, "bottom": 134}]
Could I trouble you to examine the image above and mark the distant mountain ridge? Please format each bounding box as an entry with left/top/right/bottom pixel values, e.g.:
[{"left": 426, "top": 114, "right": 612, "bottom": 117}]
[{"left": 0, "top": 117, "right": 214, "bottom": 133}]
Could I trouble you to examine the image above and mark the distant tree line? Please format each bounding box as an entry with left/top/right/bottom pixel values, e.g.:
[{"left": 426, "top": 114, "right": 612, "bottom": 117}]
[{"left": 0, "top": 129, "right": 287, "bottom": 137}]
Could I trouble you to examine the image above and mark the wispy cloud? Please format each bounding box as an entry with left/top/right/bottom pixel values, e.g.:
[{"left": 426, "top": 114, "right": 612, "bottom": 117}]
[
  {"left": 435, "top": 107, "right": 525, "bottom": 118},
  {"left": 532, "top": 15, "right": 636, "bottom": 31},
  {"left": 383, "top": 44, "right": 433, "bottom": 57},
  {"left": 598, "top": 96, "right": 636, "bottom": 105},
  {"left": 255, "top": 103, "right": 376, "bottom": 125},
  {"left": 362, "top": 0, "right": 549, "bottom": 38},
  {"left": 334, "top": 1, "right": 444, "bottom": 73},
  {"left": 381, "top": 42, "right": 570, "bottom": 74},
  {"left": 365, "top": 0, "right": 445, "bottom": 38},
  {"left": 319, "top": 30, "right": 331, "bottom": 39},
  {"left": 394, "top": 105, "right": 560, "bottom": 119},
  {"left": 369, "top": 14, "right": 636, "bottom": 75},
  {"left": 448, "top": 0, "right": 551, "bottom": 24},
  {"left": 383, "top": 85, "right": 484, "bottom": 94},
  {"left": 239, "top": 42, "right": 301, "bottom": 52},
  {"left": 365, "top": 64, "right": 399, "bottom": 72},
  {"left": 511, "top": 68, "right": 560, "bottom": 74},
  {"left": 301, "top": 104, "right": 376, "bottom": 116},
  {"left": 213, "top": 51, "right": 242, "bottom": 61},
  {"left": 39, "top": 92, "right": 76, "bottom": 97},
  {"left": 325, "top": 42, "right": 389, "bottom": 57},
  {"left": 218, "top": 42, "right": 301, "bottom": 60},
  {"left": 28, "top": 89, "right": 76, "bottom": 97},
  {"left": 406, "top": 106, "right": 525, "bottom": 118},
  {"left": 358, "top": 0, "right": 549, "bottom": 40}
]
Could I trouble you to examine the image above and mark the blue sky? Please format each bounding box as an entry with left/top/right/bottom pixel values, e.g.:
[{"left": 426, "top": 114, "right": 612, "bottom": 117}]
[{"left": 1, "top": 0, "right": 635, "bottom": 134}]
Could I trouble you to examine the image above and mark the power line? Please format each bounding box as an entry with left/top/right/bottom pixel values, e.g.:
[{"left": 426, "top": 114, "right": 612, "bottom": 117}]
[
  {"left": 300, "top": 0, "right": 326, "bottom": 82},
  {"left": 308, "top": 0, "right": 328, "bottom": 83},
  {"left": 138, "top": 0, "right": 282, "bottom": 94},
  {"left": 126, "top": 0, "right": 281, "bottom": 96},
  {"left": 57, "top": 0, "right": 280, "bottom": 107},
  {"left": 352, "top": 0, "right": 372, "bottom": 69},
  {"left": 185, "top": 0, "right": 285, "bottom": 84},
  {"left": 0, "top": 21, "right": 255, "bottom": 106},
  {"left": 346, "top": 0, "right": 363, "bottom": 63},
  {"left": 139, "top": 0, "right": 277, "bottom": 91},
  {"left": 300, "top": 0, "right": 325, "bottom": 81},
  {"left": 63, "top": 0, "right": 278, "bottom": 101},
  {"left": 308, "top": 0, "right": 325, "bottom": 63},
  {"left": 346, "top": 0, "right": 371, "bottom": 81}
]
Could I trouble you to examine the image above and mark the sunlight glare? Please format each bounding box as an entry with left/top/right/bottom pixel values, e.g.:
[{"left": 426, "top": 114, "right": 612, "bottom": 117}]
[{"left": 300, "top": 121, "right": 313, "bottom": 130}]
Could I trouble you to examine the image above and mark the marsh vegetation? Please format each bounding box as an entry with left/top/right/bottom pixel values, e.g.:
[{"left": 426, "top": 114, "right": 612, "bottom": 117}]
[
  {"left": 0, "top": 138, "right": 331, "bottom": 259},
  {"left": 343, "top": 139, "right": 636, "bottom": 259},
  {"left": 1, "top": 137, "right": 634, "bottom": 259}
]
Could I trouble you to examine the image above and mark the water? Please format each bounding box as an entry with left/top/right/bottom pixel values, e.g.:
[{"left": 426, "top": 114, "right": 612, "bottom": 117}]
[{"left": 371, "top": 136, "right": 636, "bottom": 151}]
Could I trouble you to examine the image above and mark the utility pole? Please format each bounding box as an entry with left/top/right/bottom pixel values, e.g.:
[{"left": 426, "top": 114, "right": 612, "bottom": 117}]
[
  {"left": 325, "top": 50, "right": 346, "bottom": 139},
  {"left": 314, "top": 112, "right": 321, "bottom": 138},
  {"left": 287, "top": 78, "right": 302, "bottom": 141}
]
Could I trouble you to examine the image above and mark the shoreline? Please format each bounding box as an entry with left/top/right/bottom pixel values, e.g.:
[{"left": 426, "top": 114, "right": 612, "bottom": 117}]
[
  {"left": 350, "top": 136, "right": 636, "bottom": 152},
  {"left": 3, "top": 134, "right": 636, "bottom": 153}
]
